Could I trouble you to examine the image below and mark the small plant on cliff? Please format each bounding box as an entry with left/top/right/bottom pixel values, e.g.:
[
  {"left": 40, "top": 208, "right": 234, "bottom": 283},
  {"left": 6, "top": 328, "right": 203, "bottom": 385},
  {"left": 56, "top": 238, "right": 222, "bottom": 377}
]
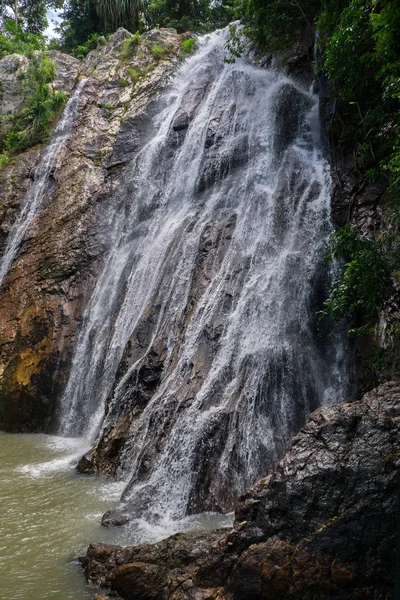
[
  {"left": 0, "top": 151, "right": 9, "bottom": 169},
  {"left": 121, "top": 31, "right": 141, "bottom": 60},
  {"left": 127, "top": 66, "right": 143, "bottom": 84},
  {"left": 151, "top": 43, "right": 166, "bottom": 61},
  {"left": 180, "top": 37, "right": 196, "bottom": 56}
]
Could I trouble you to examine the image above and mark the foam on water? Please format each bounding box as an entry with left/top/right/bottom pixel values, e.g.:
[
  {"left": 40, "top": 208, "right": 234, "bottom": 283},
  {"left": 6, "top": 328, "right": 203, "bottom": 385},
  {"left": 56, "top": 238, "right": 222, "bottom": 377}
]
[
  {"left": 0, "top": 432, "right": 233, "bottom": 599},
  {"left": 16, "top": 435, "right": 90, "bottom": 478}
]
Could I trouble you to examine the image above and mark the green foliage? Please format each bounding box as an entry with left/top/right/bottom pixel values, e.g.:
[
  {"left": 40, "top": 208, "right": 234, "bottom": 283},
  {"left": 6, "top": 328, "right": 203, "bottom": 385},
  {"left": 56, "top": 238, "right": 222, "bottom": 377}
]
[
  {"left": 0, "top": 54, "right": 66, "bottom": 164},
  {"left": 0, "top": 19, "right": 46, "bottom": 58},
  {"left": 58, "top": 0, "right": 146, "bottom": 53},
  {"left": 120, "top": 31, "right": 141, "bottom": 59},
  {"left": 57, "top": 0, "right": 104, "bottom": 52},
  {"left": 321, "top": 1, "right": 375, "bottom": 101},
  {"left": 0, "top": 151, "right": 9, "bottom": 168},
  {"left": 180, "top": 36, "right": 196, "bottom": 56},
  {"left": 382, "top": 144, "right": 400, "bottom": 193},
  {"left": 73, "top": 32, "right": 105, "bottom": 59},
  {"left": 146, "top": 0, "right": 233, "bottom": 33},
  {"left": 234, "top": 0, "right": 320, "bottom": 51},
  {"left": 235, "top": 1, "right": 400, "bottom": 190},
  {"left": 0, "top": 0, "right": 63, "bottom": 35},
  {"left": 224, "top": 23, "right": 244, "bottom": 63},
  {"left": 323, "top": 2, "right": 400, "bottom": 198},
  {"left": 91, "top": 0, "right": 146, "bottom": 32},
  {"left": 319, "top": 224, "right": 398, "bottom": 336},
  {"left": 127, "top": 66, "right": 143, "bottom": 84},
  {"left": 151, "top": 43, "right": 166, "bottom": 60}
]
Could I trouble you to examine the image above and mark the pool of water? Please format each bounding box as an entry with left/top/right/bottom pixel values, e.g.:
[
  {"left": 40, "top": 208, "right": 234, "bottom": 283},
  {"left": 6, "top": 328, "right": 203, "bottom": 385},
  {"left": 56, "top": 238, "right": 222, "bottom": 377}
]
[{"left": 0, "top": 432, "right": 233, "bottom": 599}]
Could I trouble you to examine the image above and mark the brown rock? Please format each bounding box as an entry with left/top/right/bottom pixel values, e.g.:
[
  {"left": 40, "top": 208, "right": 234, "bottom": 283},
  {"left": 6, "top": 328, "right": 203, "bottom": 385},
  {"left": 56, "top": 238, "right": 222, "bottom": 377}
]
[
  {"left": 111, "top": 562, "right": 168, "bottom": 600},
  {"left": 84, "top": 384, "right": 399, "bottom": 600}
]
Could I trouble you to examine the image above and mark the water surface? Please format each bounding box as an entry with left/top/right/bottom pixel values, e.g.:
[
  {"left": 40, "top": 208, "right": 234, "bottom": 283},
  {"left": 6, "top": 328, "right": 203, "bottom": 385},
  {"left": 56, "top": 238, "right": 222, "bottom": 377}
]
[{"left": 0, "top": 432, "right": 232, "bottom": 599}]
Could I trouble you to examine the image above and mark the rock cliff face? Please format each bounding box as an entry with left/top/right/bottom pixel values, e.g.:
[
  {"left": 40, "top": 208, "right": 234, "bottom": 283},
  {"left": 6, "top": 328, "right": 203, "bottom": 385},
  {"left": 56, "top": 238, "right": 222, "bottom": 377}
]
[
  {"left": 1, "top": 28, "right": 398, "bottom": 599},
  {"left": 84, "top": 382, "right": 400, "bottom": 599},
  {"left": 0, "top": 28, "right": 185, "bottom": 430}
]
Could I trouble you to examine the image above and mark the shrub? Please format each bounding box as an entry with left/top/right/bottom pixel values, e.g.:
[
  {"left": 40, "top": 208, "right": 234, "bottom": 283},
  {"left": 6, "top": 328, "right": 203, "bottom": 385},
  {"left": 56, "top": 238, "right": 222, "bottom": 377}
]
[
  {"left": 151, "top": 43, "right": 166, "bottom": 61},
  {"left": 1, "top": 54, "right": 67, "bottom": 155},
  {"left": 319, "top": 224, "right": 397, "bottom": 336},
  {"left": 0, "top": 19, "right": 46, "bottom": 58},
  {"left": 224, "top": 23, "right": 245, "bottom": 64},
  {"left": 0, "top": 151, "right": 9, "bottom": 169},
  {"left": 73, "top": 32, "right": 105, "bottom": 60},
  {"left": 180, "top": 37, "right": 196, "bottom": 56},
  {"left": 121, "top": 31, "right": 141, "bottom": 60},
  {"left": 127, "top": 67, "right": 143, "bottom": 84}
]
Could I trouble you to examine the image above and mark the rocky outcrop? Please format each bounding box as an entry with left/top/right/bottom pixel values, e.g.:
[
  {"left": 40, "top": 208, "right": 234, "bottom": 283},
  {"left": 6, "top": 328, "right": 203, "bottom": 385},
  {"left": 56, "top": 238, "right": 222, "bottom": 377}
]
[
  {"left": 83, "top": 529, "right": 230, "bottom": 598},
  {"left": 0, "top": 28, "right": 186, "bottom": 431},
  {"left": 84, "top": 382, "right": 400, "bottom": 599}
]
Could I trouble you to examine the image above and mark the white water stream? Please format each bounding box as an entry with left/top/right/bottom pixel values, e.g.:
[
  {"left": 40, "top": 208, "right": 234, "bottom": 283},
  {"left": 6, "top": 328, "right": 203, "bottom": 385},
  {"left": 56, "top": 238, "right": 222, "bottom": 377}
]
[
  {"left": 57, "top": 29, "right": 349, "bottom": 525},
  {"left": 0, "top": 79, "right": 87, "bottom": 287}
]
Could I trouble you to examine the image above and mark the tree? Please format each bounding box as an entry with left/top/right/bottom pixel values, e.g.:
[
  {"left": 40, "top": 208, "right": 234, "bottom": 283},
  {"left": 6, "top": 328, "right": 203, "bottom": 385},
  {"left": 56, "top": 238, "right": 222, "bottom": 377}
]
[
  {"left": 146, "top": 0, "right": 232, "bottom": 33},
  {"left": 0, "top": 0, "right": 63, "bottom": 34},
  {"left": 59, "top": 0, "right": 148, "bottom": 52},
  {"left": 92, "top": 0, "right": 147, "bottom": 32}
]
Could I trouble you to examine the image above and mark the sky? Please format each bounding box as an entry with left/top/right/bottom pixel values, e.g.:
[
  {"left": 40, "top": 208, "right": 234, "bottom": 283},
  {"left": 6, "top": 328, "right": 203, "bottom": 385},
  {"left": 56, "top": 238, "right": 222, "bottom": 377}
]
[{"left": 45, "top": 8, "right": 62, "bottom": 38}]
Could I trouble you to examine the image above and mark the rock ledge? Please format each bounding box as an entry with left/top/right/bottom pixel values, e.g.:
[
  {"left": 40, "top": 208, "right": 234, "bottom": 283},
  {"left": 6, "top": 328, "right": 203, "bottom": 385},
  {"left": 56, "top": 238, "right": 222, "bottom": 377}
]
[{"left": 84, "top": 382, "right": 400, "bottom": 599}]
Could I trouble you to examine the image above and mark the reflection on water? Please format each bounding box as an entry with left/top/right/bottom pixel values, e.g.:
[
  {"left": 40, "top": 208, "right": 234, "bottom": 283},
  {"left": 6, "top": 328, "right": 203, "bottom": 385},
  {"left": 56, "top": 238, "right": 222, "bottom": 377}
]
[{"left": 0, "top": 432, "right": 233, "bottom": 599}]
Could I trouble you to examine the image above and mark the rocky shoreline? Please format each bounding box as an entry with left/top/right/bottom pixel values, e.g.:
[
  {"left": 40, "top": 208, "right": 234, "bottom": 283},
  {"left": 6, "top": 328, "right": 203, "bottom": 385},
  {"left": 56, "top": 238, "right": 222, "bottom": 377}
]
[{"left": 83, "top": 382, "right": 400, "bottom": 599}]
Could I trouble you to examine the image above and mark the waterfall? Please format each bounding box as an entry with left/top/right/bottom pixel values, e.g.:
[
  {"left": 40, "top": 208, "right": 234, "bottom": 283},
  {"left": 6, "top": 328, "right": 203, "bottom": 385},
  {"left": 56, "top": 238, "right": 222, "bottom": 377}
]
[
  {"left": 0, "top": 79, "right": 87, "bottom": 288},
  {"left": 59, "top": 30, "right": 348, "bottom": 523}
]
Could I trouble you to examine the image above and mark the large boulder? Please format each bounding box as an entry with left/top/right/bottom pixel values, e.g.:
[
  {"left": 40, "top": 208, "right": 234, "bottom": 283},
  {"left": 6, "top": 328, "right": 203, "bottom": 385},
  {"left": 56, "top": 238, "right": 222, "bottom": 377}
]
[
  {"left": 84, "top": 382, "right": 400, "bottom": 599},
  {"left": 49, "top": 50, "right": 80, "bottom": 93}
]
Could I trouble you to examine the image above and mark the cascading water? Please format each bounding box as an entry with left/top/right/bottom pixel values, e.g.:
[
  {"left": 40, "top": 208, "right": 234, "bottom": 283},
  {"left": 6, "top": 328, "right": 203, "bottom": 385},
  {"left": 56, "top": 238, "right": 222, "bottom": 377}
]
[
  {"left": 59, "top": 29, "right": 349, "bottom": 525},
  {"left": 0, "top": 79, "right": 87, "bottom": 288}
]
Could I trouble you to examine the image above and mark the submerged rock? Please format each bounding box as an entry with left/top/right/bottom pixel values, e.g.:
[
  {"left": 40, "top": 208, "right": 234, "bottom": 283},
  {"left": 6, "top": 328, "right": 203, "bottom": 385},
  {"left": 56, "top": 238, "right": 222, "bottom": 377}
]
[{"left": 84, "top": 382, "right": 400, "bottom": 599}]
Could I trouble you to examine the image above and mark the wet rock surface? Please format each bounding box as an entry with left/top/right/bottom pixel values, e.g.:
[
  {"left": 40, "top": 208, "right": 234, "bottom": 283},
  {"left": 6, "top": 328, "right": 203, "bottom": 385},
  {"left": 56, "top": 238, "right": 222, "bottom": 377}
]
[
  {"left": 67, "top": 38, "right": 346, "bottom": 524},
  {"left": 84, "top": 382, "right": 400, "bottom": 599},
  {"left": 0, "top": 28, "right": 184, "bottom": 431}
]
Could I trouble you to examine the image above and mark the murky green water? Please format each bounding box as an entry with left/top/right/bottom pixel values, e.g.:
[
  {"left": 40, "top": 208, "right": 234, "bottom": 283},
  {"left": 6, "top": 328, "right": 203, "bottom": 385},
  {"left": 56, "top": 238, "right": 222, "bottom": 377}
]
[
  {"left": 0, "top": 431, "right": 233, "bottom": 600},
  {"left": 0, "top": 432, "right": 127, "bottom": 599}
]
